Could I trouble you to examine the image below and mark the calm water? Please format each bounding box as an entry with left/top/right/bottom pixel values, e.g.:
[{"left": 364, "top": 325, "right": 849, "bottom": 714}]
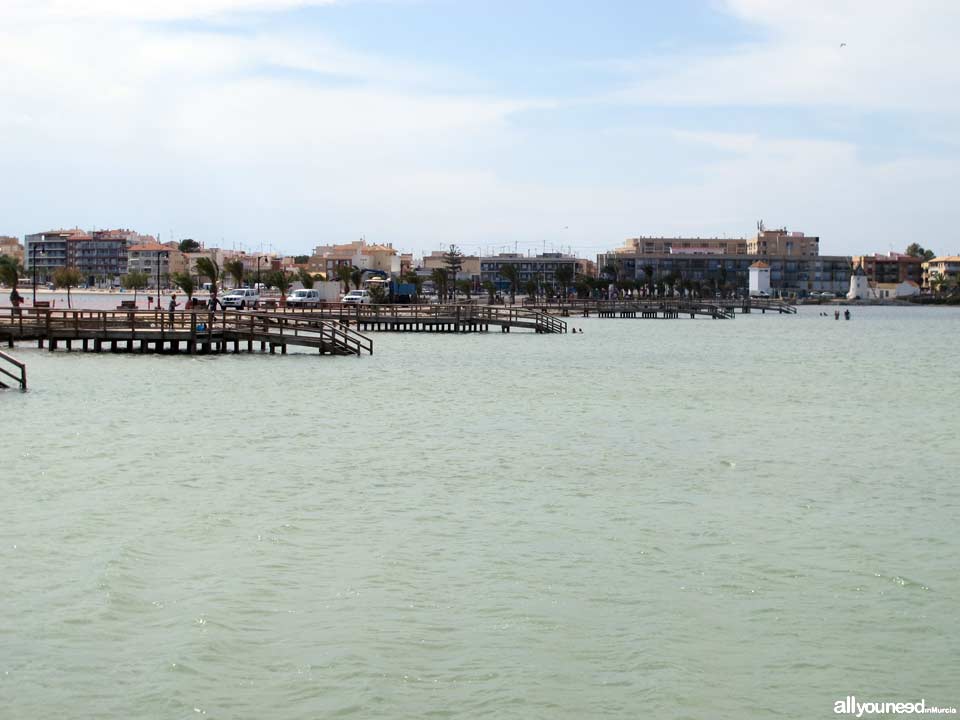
[{"left": 2, "top": 306, "right": 958, "bottom": 719}]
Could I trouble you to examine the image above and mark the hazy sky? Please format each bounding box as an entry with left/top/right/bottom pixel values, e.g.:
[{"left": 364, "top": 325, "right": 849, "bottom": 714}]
[{"left": 1, "top": 0, "right": 957, "bottom": 258}]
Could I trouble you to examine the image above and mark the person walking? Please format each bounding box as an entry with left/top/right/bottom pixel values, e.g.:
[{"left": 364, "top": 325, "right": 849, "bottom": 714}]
[{"left": 168, "top": 293, "right": 178, "bottom": 326}]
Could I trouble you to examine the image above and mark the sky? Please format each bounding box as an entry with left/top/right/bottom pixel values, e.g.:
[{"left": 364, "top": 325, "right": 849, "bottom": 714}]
[{"left": 1, "top": 0, "right": 958, "bottom": 258}]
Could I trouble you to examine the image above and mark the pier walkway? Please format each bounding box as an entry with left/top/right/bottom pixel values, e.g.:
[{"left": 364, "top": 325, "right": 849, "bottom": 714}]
[
  {"left": 259, "top": 303, "right": 567, "bottom": 334},
  {"left": 523, "top": 298, "right": 796, "bottom": 317},
  {"left": 0, "top": 308, "right": 373, "bottom": 356}
]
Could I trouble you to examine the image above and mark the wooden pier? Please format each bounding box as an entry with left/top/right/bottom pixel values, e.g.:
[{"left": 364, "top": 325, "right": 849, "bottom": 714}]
[
  {"left": 255, "top": 303, "right": 568, "bottom": 334},
  {"left": 0, "top": 308, "right": 374, "bottom": 356},
  {"left": 523, "top": 298, "right": 797, "bottom": 318}
]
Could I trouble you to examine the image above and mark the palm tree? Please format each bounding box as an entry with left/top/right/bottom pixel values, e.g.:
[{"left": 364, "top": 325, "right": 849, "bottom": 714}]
[
  {"left": 122, "top": 271, "right": 149, "bottom": 304},
  {"left": 53, "top": 266, "right": 82, "bottom": 308},
  {"left": 482, "top": 280, "right": 496, "bottom": 304},
  {"left": 430, "top": 268, "right": 449, "bottom": 303},
  {"left": 404, "top": 272, "right": 424, "bottom": 302},
  {"left": 930, "top": 272, "right": 948, "bottom": 296},
  {"left": 0, "top": 256, "right": 21, "bottom": 289},
  {"left": 335, "top": 265, "right": 353, "bottom": 294},
  {"left": 643, "top": 265, "right": 655, "bottom": 295},
  {"left": 455, "top": 279, "right": 472, "bottom": 300},
  {"left": 498, "top": 264, "right": 519, "bottom": 304},
  {"left": 269, "top": 270, "right": 293, "bottom": 306},
  {"left": 555, "top": 265, "right": 574, "bottom": 302},
  {"left": 172, "top": 272, "right": 196, "bottom": 305},
  {"left": 298, "top": 267, "right": 315, "bottom": 289},
  {"left": 224, "top": 259, "right": 244, "bottom": 289},
  {"left": 350, "top": 267, "right": 363, "bottom": 290},
  {"left": 524, "top": 278, "right": 538, "bottom": 299},
  {"left": 195, "top": 256, "right": 220, "bottom": 291}
]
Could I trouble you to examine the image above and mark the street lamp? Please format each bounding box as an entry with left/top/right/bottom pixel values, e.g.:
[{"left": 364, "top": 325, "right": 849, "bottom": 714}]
[
  {"left": 32, "top": 245, "right": 45, "bottom": 305},
  {"left": 157, "top": 250, "right": 168, "bottom": 306},
  {"left": 257, "top": 256, "right": 266, "bottom": 288}
]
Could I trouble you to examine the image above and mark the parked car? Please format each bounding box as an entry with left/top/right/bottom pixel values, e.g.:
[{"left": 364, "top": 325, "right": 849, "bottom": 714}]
[
  {"left": 221, "top": 288, "right": 260, "bottom": 309},
  {"left": 820, "top": 292, "right": 836, "bottom": 299},
  {"left": 286, "top": 289, "right": 323, "bottom": 307},
  {"left": 341, "top": 289, "right": 371, "bottom": 305}
]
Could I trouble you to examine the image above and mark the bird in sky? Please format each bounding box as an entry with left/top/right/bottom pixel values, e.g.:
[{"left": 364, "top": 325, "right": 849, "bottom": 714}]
[{"left": 840, "top": 42, "right": 847, "bottom": 47}]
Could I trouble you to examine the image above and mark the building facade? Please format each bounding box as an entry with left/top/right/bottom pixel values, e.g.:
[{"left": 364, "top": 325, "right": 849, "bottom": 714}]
[
  {"left": 747, "top": 228, "right": 820, "bottom": 257},
  {"left": 595, "top": 251, "right": 851, "bottom": 296},
  {"left": 126, "top": 242, "right": 188, "bottom": 289},
  {"left": 0, "top": 236, "right": 24, "bottom": 265},
  {"left": 480, "top": 253, "right": 589, "bottom": 291},
  {"left": 24, "top": 228, "right": 139, "bottom": 285},
  {"left": 921, "top": 256, "right": 960, "bottom": 290},
  {"left": 852, "top": 252, "right": 923, "bottom": 286}
]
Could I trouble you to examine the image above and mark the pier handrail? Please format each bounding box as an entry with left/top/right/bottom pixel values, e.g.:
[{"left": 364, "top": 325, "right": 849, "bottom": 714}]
[{"left": 0, "top": 349, "right": 26, "bottom": 390}]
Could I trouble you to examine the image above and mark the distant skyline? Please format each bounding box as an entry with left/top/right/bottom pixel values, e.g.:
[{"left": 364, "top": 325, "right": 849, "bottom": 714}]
[{"left": 2, "top": 1, "right": 958, "bottom": 258}]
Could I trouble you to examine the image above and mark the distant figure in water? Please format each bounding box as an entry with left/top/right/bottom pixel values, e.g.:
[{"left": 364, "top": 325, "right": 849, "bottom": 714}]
[
  {"left": 844, "top": 309, "right": 851, "bottom": 320},
  {"left": 835, "top": 310, "right": 840, "bottom": 320}
]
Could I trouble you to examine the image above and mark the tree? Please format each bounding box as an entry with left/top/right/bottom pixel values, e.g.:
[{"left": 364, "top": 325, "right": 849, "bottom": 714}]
[
  {"left": 335, "top": 265, "right": 353, "bottom": 294},
  {"left": 643, "top": 265, "right": 655, "bottom": 295},
  {"left": 906, "top": 243, "right": 936, "bottom": 261},
  {"left": 0, "top": 255, "right": 21, "bottom": 289},
  {"left": 367, "top": 283, "right": 388, "bottom": 304},
  {"left": 555, "top": 265, "right": 574, "bottom": 302},
  {"left": 524, "top": 278, "right": 538, "bottom": 298},
  {"left": 122, "top": 271, "right": 149, "bottom": 304},
  {"left": 350, "top": 267, "right": 363, "bottom": 290},
  {"left": 195, "top": 256, "right": 220, "bottom": 290},
  {"left": 404, "top": 271, "right": 424, "bottom": 301},
  {"left": 498, "top": 264, "right": 519, "bottom": 304},
  {"left": 298, "top": 267, "right": 315, "bottom": 289},
  {"left": 294, "top": 255, "right": 310, "bottom": 264},
  {"left": 930, "top": 272, "right": 948, "bottom": 296},
  {"left": 53, "top": 266, "right": 82, "bottom": 308},
  {"left": 224, "top": 259, "right": 244, "bottom": 288},
  {"left": 430, "top": 268, "right": 449, "bottom": 302},
  {"left": 171, "top": 272, "right": 196, "bottom": 304},
  {"left": 443, "top": 244, "right": 464, "bottom": 289},
  {"left": 268, "top": 270, "right": 293, "bottom": 303},
  {"left": 482, "top": 280, "right": 496, "bottom": 304},
  {"left": 455, "top": 279, "right": 472, "bottom": 300},
  {"left": 178, "top": 238, "right": 201, "bottom": 253}
]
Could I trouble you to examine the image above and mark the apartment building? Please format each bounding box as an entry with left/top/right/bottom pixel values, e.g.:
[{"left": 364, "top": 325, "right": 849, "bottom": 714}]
[
  {"left": 24, "top": 228, "right": 141, "bottom": 285},
  {"left": 0, "top": 236, "right": 24, "bottom": 265},
  {"left": 852, "top": 252, "right": 923, "bottom": 285}
]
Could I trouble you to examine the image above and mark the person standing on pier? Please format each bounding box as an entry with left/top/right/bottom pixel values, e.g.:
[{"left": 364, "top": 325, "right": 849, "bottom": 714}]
[
  {"left": 168, "top": 293, "right": 178, "bottom": 326},
  {"left": 9, "top": 287, "right": 23, "bottom": 315}
]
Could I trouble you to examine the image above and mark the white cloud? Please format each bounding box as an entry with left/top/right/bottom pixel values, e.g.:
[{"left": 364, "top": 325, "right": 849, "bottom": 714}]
[
  {"left": 2, "top": 0, "right": 337, "bottom": 23},
  {"left": 617, "top": 0, "right": 960, "bottom": 114}
]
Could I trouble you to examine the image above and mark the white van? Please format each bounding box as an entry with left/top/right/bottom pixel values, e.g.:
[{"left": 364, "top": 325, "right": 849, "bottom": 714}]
[{"left": 286, "top": 289, "right": 322, "bottom": 307}]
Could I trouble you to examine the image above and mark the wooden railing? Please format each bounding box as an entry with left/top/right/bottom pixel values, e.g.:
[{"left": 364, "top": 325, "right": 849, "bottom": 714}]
[
  {"left": 248, "top": 303, "right": 568, "bottom": 333},
  {"left": 0, "top": 308, "right": 374, "bottom": 355},
  {"left": 0, "top": 349, "right": 26, "bottom": 390}
]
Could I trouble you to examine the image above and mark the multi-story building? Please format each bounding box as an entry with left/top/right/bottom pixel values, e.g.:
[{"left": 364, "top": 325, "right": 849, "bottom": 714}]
[
  {"left": 921, "top": 256, "right": 960, "bottom": 290},
  {"left": 614, "top": 236, "right": 749, "bottom": 256},
  {"left": 597, "top": 227, "right": 847, "bottom": 295},
  {"left": 24, "top": 228, "right": 140, "bottom": 285},
  {"left": 126, "top": 241, "right": 187, "bottom": 289},
  {"left": 310, "top": 240, "right": 401, "bottom": 278},
  {"left": 422, "top": 251, "right": 481, "bottom": 283},
  {"left": 0, "top": 236, "right": 24, "bottom": 265},
  {"left": 747, "top": 228, "right": 820, "bottom": 257},
  {"left": 480, "top": 253, "right": 590, "bottom": 291},
  {"left": 852, "top": 252, "right": 923, "bottom": 286}
]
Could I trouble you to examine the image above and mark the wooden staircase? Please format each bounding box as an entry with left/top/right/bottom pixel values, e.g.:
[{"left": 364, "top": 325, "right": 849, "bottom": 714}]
[{"left": 0, "top": 349, "right": 26, "bottom": 390}]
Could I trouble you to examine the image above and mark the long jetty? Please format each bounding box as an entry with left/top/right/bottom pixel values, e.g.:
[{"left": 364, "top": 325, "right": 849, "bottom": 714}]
[
  {"left": 519, "top": 298, "right": 797, "bottom": 318},
  {"left": 0, "top": 308, "right": 373, "bottom": 356},
  {"left": 256, "top": 303, "right": 568, "bottom": 334}
]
